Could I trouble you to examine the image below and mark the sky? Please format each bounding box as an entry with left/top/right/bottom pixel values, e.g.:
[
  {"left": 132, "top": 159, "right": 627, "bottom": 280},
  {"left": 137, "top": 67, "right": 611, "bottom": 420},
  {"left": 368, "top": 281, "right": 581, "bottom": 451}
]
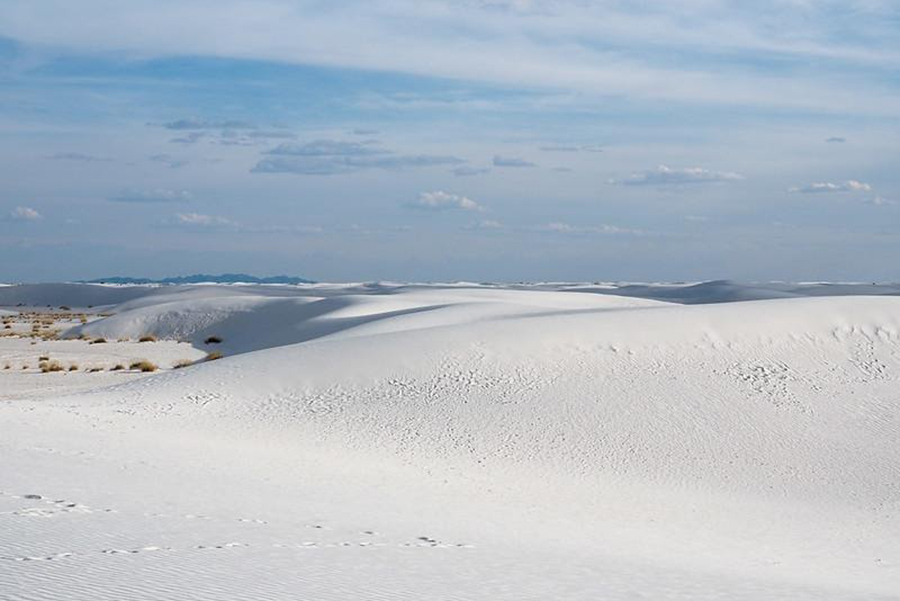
[{"left": 0, "top": 0, "right": 898, "bottom": 283}]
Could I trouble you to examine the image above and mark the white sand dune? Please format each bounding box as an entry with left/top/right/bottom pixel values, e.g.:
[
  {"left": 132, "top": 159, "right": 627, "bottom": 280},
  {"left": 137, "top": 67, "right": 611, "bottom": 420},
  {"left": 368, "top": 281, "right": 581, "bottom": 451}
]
[{"left": 2, "top": 283, "right": 899, "bottom": 600}]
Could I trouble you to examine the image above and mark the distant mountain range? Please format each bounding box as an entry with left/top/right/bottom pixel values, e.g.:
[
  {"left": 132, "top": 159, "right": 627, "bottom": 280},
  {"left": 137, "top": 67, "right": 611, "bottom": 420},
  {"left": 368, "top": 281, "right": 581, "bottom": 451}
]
[{"left": 83, "top": 273, "right": 315, "bottom": 285}]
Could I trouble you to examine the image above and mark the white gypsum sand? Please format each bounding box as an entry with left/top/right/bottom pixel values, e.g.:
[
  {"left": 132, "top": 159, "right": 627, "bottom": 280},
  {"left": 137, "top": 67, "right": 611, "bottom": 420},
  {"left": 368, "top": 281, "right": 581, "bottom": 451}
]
[{"left": 1, "top": 283, "right": 899, "bottom": 600}]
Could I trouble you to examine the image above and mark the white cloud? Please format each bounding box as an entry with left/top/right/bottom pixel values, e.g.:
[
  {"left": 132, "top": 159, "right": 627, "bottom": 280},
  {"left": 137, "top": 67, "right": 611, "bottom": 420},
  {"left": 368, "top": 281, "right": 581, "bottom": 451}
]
[
  {"left": 407, "top": 191, "right": 484, "bottom": 212},
  {"left": 9, "top": 206, "right": 42, "bottom": 221},
  {"left": 788, "top": 180, "right": 872, "bottom": 193},
  {"left": 610, "top": 165, "right": 744, "bottom": 186}
]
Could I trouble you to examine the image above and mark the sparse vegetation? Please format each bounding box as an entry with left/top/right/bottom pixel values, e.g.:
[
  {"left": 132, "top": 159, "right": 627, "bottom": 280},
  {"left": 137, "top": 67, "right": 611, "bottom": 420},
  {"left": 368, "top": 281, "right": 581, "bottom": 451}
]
[
  {"left": 204, "top": 336, "right": 223, "bottom": 345},
  {"left": 129, "top": 360, "right": 158, "bottom": 372},
  {"left": 39, "top": 360, "right": 64, "bottom": 373},
  {"left": 205, "top": 351, "right": 224, "bottom": 361},
  {"left": 138, "top": 335, "right": 157, "bottom": 343},
  {"left": 68, "top": 364, "right": 79, "bottom": 371},
  {"left": 110, "top": 364, "right": 125, "bottom": 371},
  {"left": 89, "top": 337, "right": 107, "bottom": 344},
  {"left": 173, "top": 359, "right": 195, "bottom": 369},
  {"left": 88, "top": 367, "right": 104, "bottom": 373},
  {"left": 39, "top": 355, "right": 50, "bottom": 361}
]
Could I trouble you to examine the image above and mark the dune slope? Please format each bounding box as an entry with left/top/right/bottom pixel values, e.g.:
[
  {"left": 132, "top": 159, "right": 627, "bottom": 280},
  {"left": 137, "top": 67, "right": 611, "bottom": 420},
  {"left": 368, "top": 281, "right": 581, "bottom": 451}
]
[{"left": 2, "top": 286, "right": 899, "bottom": 600}]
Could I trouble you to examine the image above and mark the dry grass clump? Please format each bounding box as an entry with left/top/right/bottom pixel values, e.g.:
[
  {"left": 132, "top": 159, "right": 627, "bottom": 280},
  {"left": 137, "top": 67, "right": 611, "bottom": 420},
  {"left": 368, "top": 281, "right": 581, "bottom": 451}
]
[
  {"left": 205, "top": 351, "right": 224, "bottom": 361},
  {"left": 204, "top": 336, "right": 223, "bottom": 345},
  {"left": 172, "top": 359, "right": 195, "bottom": 369},
  {"left": 38, "top": 355, "right": 50, "bottom": 361},
  {"left": 3, "top": 364, "right": 10, "bottom": 370},
  {"left": 110, "top": 364, "right": 125, "bottom": 371},
  {"left": 89, "top": 337, "right": 107, "bottom": 344},
  {"left": 39, "top": 360, "right": 64, "bottom": 373},
  {"left": 129, "top": 360, "right": 158, "bottom": 372},
  {"left": 138, "top": 335, "right": 157, "bottom": 343},
  {"left": 68, "top": 364, "right": 79, "bottom": 371},
  {"left": 88, "top": 367, "right": 104, "bottom": 373}
]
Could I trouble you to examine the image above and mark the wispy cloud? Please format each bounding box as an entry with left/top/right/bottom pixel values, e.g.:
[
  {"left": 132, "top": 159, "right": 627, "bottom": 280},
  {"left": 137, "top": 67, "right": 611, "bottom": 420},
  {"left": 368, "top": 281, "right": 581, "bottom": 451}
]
[
  {"left": 174, "top": 212, "right": 237, "bottom": 228},
  {"left": 610, "top": 165, "right": 744, "bottom": 186},
  {"left": 453, "top": 166, "right": 491, "bottom": 177},
  {"left": 109, "top": 188, "right": 193, "bottom": 203},
  {"left": 253, "top": 139, "right": 463, "bottom": 175},
  {"left": 788, "top": 180, "right": 872, "bottom": 193},
  {"left": 149, "top": 154, "right": 188, "bottom": 169},
  {"left": 4, "top": 1, "right": 896, "bottom": 115},
  {"left": 9, "top": 206, "right": 42, "bottom": 221},
  {"left": 266, "top": 140, "right": 388, "bottom": 157},
  {"left": 825, "top": 137, "right": 847, "bottom": 143},
  {"left": 45, "top": 152, "right": 111, "bottom": 162},
  {"left": 539, "top": 144, "right": 603, "bottom": 153},
  {"left": 541, "top": 222, "right": 641, "bottom": 235},
  {"left": 165, "top": 213, "right": 324, "bottom": 234},
  {"left": 406, "top": 191, "right": 484, "bottom": 212},
  {"left": 161, "top": 118, "right": 255, "bottom": 130},
  {"left": 493, "top": 155, "right": 536, "bottom": 168}
]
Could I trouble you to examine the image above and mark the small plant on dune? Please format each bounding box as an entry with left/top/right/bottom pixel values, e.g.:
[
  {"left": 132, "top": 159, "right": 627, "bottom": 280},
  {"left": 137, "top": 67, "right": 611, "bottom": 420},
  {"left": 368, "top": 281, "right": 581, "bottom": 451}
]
[
  {"left": 38, "top": 355, "right": 50, "bottom": 361},
  {"left": 39, "top": 360, "right": 64, "bottom": 373},
  {"left": 110, "top": 364, "right": 125, "bottom": 371},
  {"left": 204, "top": 336, "right": 223, "bottom": 345},
  {"left": 172, "top": 359, "right": 195, "bottom": 369},
  {"left": 129, "top": 360, "right": 158, "bottom": 372},
  {"left": 138, "top": 335, "right": 157, "bottom": 343},
  {"left": 205, "top": 351, "right": 224, "bottom": 361},
  {"left": 3, "top": 364, "right": 10, "bottom": 370},
  {"left": 68, "top": 364, "right": 79, "bottom": 371},
  {"left": 22, "top": 365, "right": 28, "bottom": 370},
  {"left": 89, "top": 337, "right": 107, "bottom": 344},
  {"left": 88, "top": 367, "right": 104, "bottom": 373}
]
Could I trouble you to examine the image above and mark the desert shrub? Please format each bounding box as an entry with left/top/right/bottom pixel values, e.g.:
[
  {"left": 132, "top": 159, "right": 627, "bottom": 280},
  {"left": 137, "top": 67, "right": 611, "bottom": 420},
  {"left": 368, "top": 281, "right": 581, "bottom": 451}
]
[
  {"left": 59, "top": 306, "right": 71, "bottom": 311},
  {"left": 38, "top": 355, "right": 49, "bottom": 361},
  {"left": 204, "top": 336, "right": 223, "bottom": 344},
  {"left": 205, "top": 351, "right": 224, "bottom": 361},
  {"left": 138, "top": 335, "right": 157, "bottom": 343},
  {"left": 172, "top": 359, "right": 195, "bottom": 369},
  {"left": 3, "top": 364, "right": 9, "bottom": 370},
  {"left": 89, "top": 337, "right": 107, "bottom": 344},
  {"left": 88, "top": 367, "right": 104, "bottom": 373},
  {"left": 110, "top": 364, "right": 125, "bottom": 371},
  {"left": 68, "top": 364, "right": 79, "bottom": 371},
  {"left": 39, "top": 360, "right": 64, "bottom": 373},
  {"left": 129, "top": 360, "right": 158, "bottom": 372}
]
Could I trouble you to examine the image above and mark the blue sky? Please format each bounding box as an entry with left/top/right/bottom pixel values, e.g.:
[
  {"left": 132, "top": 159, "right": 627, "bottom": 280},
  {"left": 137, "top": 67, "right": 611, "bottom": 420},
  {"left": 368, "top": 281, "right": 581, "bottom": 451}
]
[{"left": 0, "top": 0, "right": 898, "bottom": 282}]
